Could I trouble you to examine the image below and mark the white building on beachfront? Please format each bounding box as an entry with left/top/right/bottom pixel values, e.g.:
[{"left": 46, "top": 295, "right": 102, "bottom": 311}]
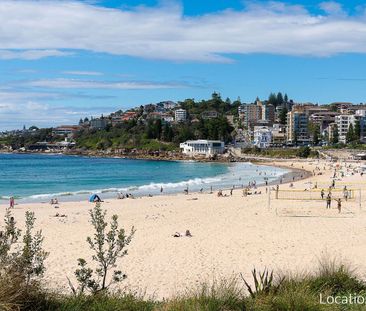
[
  {"left": 180, "top": 140, "right": 225, "bottom": 156},
  {"left": 253, "top": 126, "right": 272, "bottom": 149}
]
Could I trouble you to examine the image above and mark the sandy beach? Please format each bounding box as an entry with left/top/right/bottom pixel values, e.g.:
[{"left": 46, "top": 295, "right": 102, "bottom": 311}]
[{"left": 1, "top": 159, "right": 366, "bottom": 299}]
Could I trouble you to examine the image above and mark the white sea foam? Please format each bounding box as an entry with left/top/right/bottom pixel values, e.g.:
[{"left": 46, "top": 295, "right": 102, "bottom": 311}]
[{"left": 22, "top": 163, "right": 288, "bottom": 202}]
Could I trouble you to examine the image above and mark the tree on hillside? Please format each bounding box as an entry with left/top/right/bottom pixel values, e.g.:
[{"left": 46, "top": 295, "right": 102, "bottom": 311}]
[
  {"left": 279, "top": 107, "right": 288, "bottom": 125},
  {"left": 354, "top": 119, "right": 361, "bottom": 142},
  {"left": 268, "top": 93, "right": 277, "bottom": 106},
  {"left": 346, "top": 123, "right": 356, "bottom": 144},
  {"left": 162, "top": 123, "right": 174, "bottom": 142},
  {"left": 308, "top": 122, "right": 320, "bottom": 145},
  {"left": 276, "top": 92, "right": 284, "bottom": 107},
  {"left": 332, "top": 126, "right": 339, "bottom": 145}
]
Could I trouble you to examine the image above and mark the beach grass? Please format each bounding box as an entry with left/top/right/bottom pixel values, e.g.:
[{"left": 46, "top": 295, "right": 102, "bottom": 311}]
[{"left": 2, "top": 259, "right": 366, "bottom": 311}]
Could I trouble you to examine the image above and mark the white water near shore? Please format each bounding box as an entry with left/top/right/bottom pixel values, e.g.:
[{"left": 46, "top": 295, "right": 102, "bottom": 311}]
[{"left": 0, "top": 153, "right": 288, "bottom": 203}]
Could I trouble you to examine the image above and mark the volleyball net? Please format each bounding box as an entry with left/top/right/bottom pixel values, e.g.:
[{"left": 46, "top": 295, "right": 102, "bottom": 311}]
[
  {"left": 268, "top": 186, "right": 362, "bottom": 217},
  {"left": 272, "top": 188, "right": 357, "bottom": 201}
]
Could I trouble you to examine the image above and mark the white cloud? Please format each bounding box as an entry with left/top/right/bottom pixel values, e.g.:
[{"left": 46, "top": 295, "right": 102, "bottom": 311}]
[
  {"left": 0, "top": 1, "right": 365, "bottom": 62},
  {"left": 0, "top": 49, "right": 72, "bottom": 60},
  {"left": 0, "top": 99, "right": 110, "bottom": 130},
  {"left": 24, "top": 78, "right": 190, "bottom": 89},
  {"left": 319, "top": 1, "right": 345, "bottom": 16},
  {"left": 62, "top": 70, "right": 103, "bottom": 76},
  {"left": 0, "top": 90, "right": 64, "bottom": 102}
]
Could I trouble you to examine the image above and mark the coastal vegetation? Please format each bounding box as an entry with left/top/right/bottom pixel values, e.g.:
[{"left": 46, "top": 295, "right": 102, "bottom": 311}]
[
  {"left": 0, "top": 128, "right": 54, "bottom": 150},
  {"left": 0, "top": 94, "right": 236, "bottom": 152},
  {"left": 1, "top": 204, "right": 366, "bottom": 310},
  {"left": 74, "top": 95, "right": 235, "bottom": 151}
]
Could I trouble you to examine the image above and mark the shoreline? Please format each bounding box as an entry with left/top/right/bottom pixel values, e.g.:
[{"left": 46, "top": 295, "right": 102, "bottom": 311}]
[{"left": 0, "top": 156, "right": 311, "bottom": 206}]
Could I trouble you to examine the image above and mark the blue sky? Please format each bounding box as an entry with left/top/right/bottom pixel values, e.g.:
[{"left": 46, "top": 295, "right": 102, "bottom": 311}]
[{"left": 2, "top": 0, "right": 366, "bottom": 130}]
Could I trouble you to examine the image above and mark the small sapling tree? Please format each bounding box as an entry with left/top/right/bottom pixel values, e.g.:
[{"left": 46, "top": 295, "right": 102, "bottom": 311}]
[
  {"left": 69, "top": 202, "right": 135, "bottom": 294},
  {"left": 17, "top": 211, "right": 49, "bottom": 285}
]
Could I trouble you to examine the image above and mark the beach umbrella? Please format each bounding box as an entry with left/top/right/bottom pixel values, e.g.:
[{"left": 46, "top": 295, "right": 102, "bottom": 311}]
[{"left": 89, "top": 194, "right": 97, "bottom": 202}]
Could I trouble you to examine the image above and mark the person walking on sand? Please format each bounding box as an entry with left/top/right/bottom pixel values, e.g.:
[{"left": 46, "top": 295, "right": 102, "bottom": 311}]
[
  {"left": 230, "top": 188, "right": 233, "bottom": 196},
  {"left": 9, "top": 196, "right": 14, "bottom": 209},
  {"left": 321, "top": 189, "right": 325, "bottom": 200},
  {"left": 337, "top": 198, "right": 342, "bottom": 213},
  {"left": 326, "top": 193, "right": 332, "bottom": 209},
  {"left": 343, "top": 186, "right": 348, "bottom": 201},
  {"left": 275, "top": 185, "right": 279, "bottom": 199}
]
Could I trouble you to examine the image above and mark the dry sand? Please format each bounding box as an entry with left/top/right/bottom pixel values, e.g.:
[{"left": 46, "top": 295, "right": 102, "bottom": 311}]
[{"left": 1, "top": 159, "right": 366, "bottom": 298}]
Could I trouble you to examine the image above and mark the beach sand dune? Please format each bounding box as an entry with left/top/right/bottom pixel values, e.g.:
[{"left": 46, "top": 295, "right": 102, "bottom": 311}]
[{"left": 1, "top": 160, "right": 366, "bottom": 299}]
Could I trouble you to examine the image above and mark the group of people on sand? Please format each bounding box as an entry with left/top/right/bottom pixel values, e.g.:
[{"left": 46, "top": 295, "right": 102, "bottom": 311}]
[
  {"left": 117, "top": 192, "right": 134, "bottom": 199},
  {"left": 243, "top": 187, "right": 261, "bottom": 196},
  {"left": 50, "top": 198, "right": 59, "bottom": 205},
  {"left": 324, "top": 191, "right": 342, "bottom": 213}
]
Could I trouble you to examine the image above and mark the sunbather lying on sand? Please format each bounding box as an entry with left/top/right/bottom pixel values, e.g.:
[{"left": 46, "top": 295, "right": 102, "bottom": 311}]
[{"left": 172, "top": 230, "right": 192, "bottom": 237}]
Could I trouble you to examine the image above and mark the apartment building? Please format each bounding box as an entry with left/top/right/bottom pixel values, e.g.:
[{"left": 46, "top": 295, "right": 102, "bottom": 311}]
[
  {"left": 335, "top": 114, "right": 355, "bottom": 143},
  {"left": 175, "top": 109, "right": 187, "bottom": 122},
  {"left": 239, "top": 104, "right": 261, "bottom": 128},
  {"left": 286, "top": 110, "right": 310, "bottom": 144}
]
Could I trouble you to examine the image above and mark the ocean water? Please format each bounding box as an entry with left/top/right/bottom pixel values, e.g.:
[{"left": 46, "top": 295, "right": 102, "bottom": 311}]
[{"left": 0, "top": 153, "right": 288, "bottom": 203}]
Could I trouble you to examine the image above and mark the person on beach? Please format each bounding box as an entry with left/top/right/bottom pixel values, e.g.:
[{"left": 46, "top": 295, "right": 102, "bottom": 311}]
[
  {"left": 321, "top": 189, "right": 325, "bottom": 200},
  {"left": 243, "top": 188, "right": 248, "bottom": 197},
  {"left": 217, "top": 190, "right": 223, "bottom": 197},
  {"left": 160, "top": 186, "right": 163, "bottom": 193},
  {"left": 230, "top": 188, "right": 233, "bottom": 196},
  {"left": 326, "top": 193, "right": 332, "bottom": 209},
  {"left": 9, "top": 196, "right": 14, "bottom": 209},
  {"left": 337, "top": 198, "right": 342, "bottom": 213},
  {"left": 92, "top": 194, "right": 101, "bottom": 202},
  {"left": 343, "top": 186, "right": 349, "bottom": 201},
  {"left": 173, "top": 230, "right": 193, "bottom": 238},
  {"left": 275, "top": 185, "right": 279, "bottom": 199},
  {"left": 50, "top": 198, "right": 59, "bottom": 205}
]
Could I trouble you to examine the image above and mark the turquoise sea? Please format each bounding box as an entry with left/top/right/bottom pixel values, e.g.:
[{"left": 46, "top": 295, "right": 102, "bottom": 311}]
[{"left": 0, "top": 153, "right": 288, "bottom": 202}]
